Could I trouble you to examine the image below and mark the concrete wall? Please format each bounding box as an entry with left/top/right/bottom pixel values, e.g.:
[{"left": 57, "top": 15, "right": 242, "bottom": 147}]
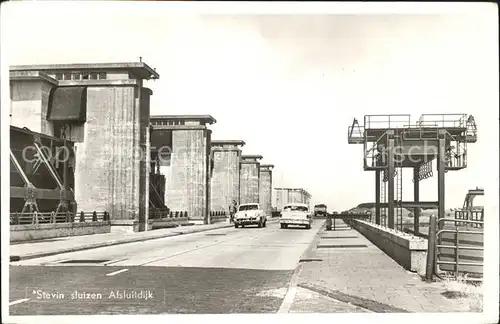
[
  {"left": 150, "top": 217, "right": 189, "bottom": 229},
  {"left": 259, "top": 168, "right": 273, "bottom": 216},
  {"left": 163, "top": 128, "right": 211, "bottom": 223},
  {"left": 211, "top": 148, "right": 241, "bottom": 211},
  {"left": 10, "top": 79, "right": 55, "bottom": 135},
  {"left": 10, "top": 222, "right": 111, "bottom": 242},
  {"left": 109, "top": 220, "right": 148, "bottom": 233},
  {"left": 351, "top": 219, "right": 428, "bottom": 275},
  {"left": 240, "top": 162, "right": 260, "bottom": 204}
]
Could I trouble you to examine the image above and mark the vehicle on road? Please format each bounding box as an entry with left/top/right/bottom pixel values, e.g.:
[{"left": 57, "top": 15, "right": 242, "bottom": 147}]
[
  {"left": 279, "top": 203, "right": 313, "bottom": 229},
  {"left": 234, "top": 203, "right": 267, "bottom": 228},
  {"left": 313, "top": 204, "right": 328, "bottom": 217}
]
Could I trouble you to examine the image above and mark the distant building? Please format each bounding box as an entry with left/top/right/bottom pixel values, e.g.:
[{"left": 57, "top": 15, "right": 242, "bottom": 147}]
[{"left": 274, "top": 188, "right": 312, "bottom": 211}]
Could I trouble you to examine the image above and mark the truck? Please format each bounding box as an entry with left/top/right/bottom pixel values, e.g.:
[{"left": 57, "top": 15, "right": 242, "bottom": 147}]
[{"left": 313, "top": 204, "right": 328, "bottom": 217}]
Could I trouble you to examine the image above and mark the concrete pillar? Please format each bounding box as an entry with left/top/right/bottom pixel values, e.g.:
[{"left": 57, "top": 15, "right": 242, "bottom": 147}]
[
  {"left": 259, "top": 164, "right": 274, "bottom": 216},
  {"left": 413, "top": 166, "right": 420, "bottom": 233},
  {"left": 437, "top": 130, "right": 446, "bottom": 231},
  {"left": 387, "top": 130, "right": 395, "bottom": 229},
  {"left": 151, "top": 115, "right": 217, "bottom": 225},
  {"left": 210, "top": 140, "right": 245, "bottom": 214},
  {"left": 239, "top": 155, "right": 263, "bottom": 204},
  {"left": 138, "top": 87, "right": 152, "bottom": 231},
  {"left": 77, "top": 85, "right": 141, "bottom": 229},
  {"left": 375, "top": 169, "right": 381, "bottom": 225}
]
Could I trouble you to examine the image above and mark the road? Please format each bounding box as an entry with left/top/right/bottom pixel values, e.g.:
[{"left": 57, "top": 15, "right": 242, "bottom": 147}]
[{"left": 9, "top": 221, "right": 323, "bottom": 315}]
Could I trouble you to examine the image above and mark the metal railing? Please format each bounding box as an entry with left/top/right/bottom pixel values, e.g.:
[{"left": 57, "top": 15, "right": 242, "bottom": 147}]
[
  {"left": 149, "top": 210, "right": 188, "bottom": 220},
  {"left": 401, "top": 127, "right": 444, "bottom": 140},
  {"left": 417, "top": 114, "right": 468, "bottom": 129},
  {"left": 363, "top": 114, "right": 467, "bottom": 131},
  {"left": 10, "top": 211, "right": 110, "bottom": 225},
  {"left": 454, "top": 209, "right": 484, "bottom": 228},
  {"left": 364, "top": 114, "right": 411, "bottom": 130},
  {"left": 326, "top": 213, "right": 371, "bottom": 230},
  {"left": 210, "top": 210, "right": 227, "bottom": 223},
  {"left": 434, "top": 218, "right": 484, "bottom": 281},
  {"left": 347, "top": 125, "right": 365, "bottom": 143}
]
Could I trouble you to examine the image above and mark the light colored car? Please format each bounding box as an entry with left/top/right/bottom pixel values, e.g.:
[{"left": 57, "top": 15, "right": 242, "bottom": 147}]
[
  {"left": 279, "top": 203, "right": 313, "bottom": 229},
  {"left": 234, "top": 203, "right": 267, "bottom": 228}
]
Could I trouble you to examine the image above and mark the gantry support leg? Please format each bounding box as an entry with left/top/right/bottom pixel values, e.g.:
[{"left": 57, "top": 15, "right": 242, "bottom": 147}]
[
  {"left": 438, "top": 130, "right": 446, "bottom": 231},
  {"left": 375, "top": 170, "right": 381, "bottom": 225},
  {"left": 387, "top": 130, "right": 395, "bottom": 229},
  {"left": 56, "top": 140, "right": 70, "bottom": 214},
  {"left": 413, "top": 166, "right": 420, "bottom": 234}
]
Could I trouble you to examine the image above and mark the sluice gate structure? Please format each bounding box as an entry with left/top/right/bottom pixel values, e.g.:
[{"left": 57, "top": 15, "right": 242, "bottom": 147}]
[
  {"left": 10, "top": 126, "right": 76, "bottom": 216},
  {"left": 10, "top": 62, "right": 160, "bottom": 232}
]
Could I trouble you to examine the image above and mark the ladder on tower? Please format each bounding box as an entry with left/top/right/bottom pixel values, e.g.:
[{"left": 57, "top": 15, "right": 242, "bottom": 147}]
[
  {"left": 381, "top": 171, "right": 387, "bottom": 226},
  {"left": 395, "top": 134, "right": 403, "bottom": 231},
  {"left": 395, "top": 165, "right": 403, "bottom": 230}
]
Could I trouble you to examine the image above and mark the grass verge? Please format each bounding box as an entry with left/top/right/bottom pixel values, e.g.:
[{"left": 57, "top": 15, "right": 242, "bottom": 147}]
[{"left": 440, "top": 273, "right": 483, "bottom": 312}]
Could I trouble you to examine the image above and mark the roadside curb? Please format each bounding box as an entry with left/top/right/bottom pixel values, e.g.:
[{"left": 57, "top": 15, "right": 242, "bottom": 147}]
[
  {"left": 10, "top": 222, "right": 236, "bottom": 262},
  {"left": 277, "top": 219, "right": 325, "bottom": 314},
  {"left": 299, "top": 220, "right": 326, "bottom": 261}
]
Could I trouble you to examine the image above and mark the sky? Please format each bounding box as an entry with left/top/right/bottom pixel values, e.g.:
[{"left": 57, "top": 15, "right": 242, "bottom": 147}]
[{"left": 1, "top": 2, "right": 498, "bottom": 211}]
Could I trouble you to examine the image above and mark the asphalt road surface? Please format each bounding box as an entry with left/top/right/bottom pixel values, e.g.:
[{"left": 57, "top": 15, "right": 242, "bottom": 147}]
[{"left": 9, "top": 221, "right": 323, "bottom": 315}]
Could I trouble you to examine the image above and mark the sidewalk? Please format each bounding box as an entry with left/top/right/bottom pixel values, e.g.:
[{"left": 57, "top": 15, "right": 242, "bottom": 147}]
[
  {"left": 290, "top": 219, "right": 470, "bottom": 313},
  {"left": 10, "top": 221, "right": 238, "bottom": 261}
]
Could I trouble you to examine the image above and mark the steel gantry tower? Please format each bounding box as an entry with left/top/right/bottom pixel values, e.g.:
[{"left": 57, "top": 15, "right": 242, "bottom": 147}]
[{"left": 348, "top": 114, "right": 478, "bottom": 231}]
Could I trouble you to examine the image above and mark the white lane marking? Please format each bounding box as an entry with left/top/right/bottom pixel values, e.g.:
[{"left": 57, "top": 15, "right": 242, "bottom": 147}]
[
  {"left": 106, "top": 268, "right": 129, "bottom": 276},
  {"left": 279, "top": 287, "right": 297, "bottom": 311},
  {"left": 104, "top": 258, "right": 129, "bottom": 266},
  {"left": 9, "top": 298, "right": 30, "bottom": 306},
  {"left": 277, "top": 264, "right": 303, "bottom": 313}
]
